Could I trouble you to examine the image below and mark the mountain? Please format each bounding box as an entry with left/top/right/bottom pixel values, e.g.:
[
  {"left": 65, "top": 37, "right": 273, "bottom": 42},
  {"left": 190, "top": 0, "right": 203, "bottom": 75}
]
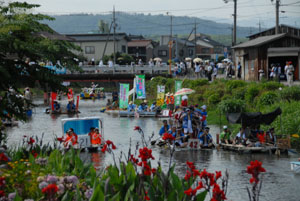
[{"left": 44, "top": 13, "right": 259, "bottom": 38}]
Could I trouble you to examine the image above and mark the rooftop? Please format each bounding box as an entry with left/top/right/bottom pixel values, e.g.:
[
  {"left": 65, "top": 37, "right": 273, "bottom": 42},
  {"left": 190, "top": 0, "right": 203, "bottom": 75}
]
[
  {"left": 128, "top": 40, "right": 152, "bottom": 47},
  {"left": 232, "top": 33, "right": 287, "bottom": 49}
]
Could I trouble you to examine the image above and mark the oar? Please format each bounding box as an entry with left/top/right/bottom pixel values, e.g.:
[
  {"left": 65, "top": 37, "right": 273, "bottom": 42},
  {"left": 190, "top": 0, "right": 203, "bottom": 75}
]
[{"left": 151, "top": 136, "right": 162, "bottom": 145}]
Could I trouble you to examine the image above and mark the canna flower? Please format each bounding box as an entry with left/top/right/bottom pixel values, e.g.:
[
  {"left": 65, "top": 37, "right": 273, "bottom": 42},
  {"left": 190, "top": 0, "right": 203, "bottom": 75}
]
[
  {"left": 0, "top": 153, "right": 9, "bottom": 162},
  {"left": 144, "top": 191, "right": 150, "bottom": 200},
  {"left": 162, "top": 133, "right": 175, "bottom": 141},
  {"left": 247, "top": 160, "right": 266, "bottom": 184},
  {"left": 28, "top": 137, "right": 35, "bottom": 145},
  {"left": 134, "top": 126, "right": 141, "bottom": 131},
  {"left": 42, "top": 184, "right": 58, "bottom": 195}
]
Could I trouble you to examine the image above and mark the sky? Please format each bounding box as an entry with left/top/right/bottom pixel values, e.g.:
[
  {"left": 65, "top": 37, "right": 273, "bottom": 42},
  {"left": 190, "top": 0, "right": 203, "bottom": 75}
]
[{"left": 10, "top": 0, "right": 300, "bottom": 27}]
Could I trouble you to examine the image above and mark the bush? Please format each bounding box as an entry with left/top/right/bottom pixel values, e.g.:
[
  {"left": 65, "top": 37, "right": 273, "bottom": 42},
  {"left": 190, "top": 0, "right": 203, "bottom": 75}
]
[
  {"left": 245, "top": 84, "right": 260, "bottom": 103},
  {"left": 280, "top": 86, "right": 300, "bottom": 101},
  {"left": 232, "top": 87, "right": 246, "bottom": 100},
  {"left": 182, "top": 79, "right": 208, "bottom": 89},
  {"left": 226, "top": 80, "right": 247, "bottom": 91},
  {"left": 218, "top": 98, "right": 246, "bottom": 113},
  {"left": 261, "top": 81, "right": 284, "bottom": 91},
  {"left": 258, "top": 91, "right": 279, "bottom": 106},
  {"left": 208, "top": 94, "right": 221, "bottom": 105}
]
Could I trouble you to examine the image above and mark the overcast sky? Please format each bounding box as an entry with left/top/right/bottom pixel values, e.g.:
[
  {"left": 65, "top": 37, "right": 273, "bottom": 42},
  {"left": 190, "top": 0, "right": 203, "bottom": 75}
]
[{"left": 16, "top": 0, "right": 300, "bottom": 27}]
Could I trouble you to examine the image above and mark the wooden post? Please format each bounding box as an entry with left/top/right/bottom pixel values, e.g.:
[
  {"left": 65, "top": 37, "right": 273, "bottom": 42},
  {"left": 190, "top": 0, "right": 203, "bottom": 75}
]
[{"left": 216, "top": 134, "right": 220, "bottom": 145}]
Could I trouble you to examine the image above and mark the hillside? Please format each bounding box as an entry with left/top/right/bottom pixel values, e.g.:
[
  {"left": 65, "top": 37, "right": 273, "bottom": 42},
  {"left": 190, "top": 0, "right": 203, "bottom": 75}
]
[{"left": 44, "top": 12, "right": 258, "bottom": 39}]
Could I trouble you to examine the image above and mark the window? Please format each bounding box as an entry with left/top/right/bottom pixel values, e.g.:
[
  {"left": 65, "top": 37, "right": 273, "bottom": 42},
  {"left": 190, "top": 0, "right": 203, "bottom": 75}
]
[
  {"left": 158, "top": 50, "right": 167, "bottom": 57},
  {"left": 122, "top": 45, "right": 126, "bottom": 53},
  {"left": 85, "top": 46, "right": 95, "bottom": 54},
  {"left": 201, "top": 48, "right": 210, "bottom": 54}
]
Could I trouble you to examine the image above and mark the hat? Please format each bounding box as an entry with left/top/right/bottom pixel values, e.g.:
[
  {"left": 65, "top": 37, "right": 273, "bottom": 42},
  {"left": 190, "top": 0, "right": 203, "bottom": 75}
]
[
  {"left": 143, "top": 100, "right": 147, "bottom": 103},
  {"left": 205, "top": 127, "right": 210, "bottom": 130},
  {"left": 223, "top": 125, "right": 228, "bottom": 130},
  {"left": 129, "top": 101, "right": 133, "bottom": 104},
  {"left": 67, "top": 128, "right": 74, "bottom": 133},
  {"left": 166, "top": 92, "right": 170, "bottom": 96},
  {"left": 95, "top": 127, "right": 99, "bottom": 131},
  {"left": 201, "top": 105, "right": 207, "bottom": 110}
]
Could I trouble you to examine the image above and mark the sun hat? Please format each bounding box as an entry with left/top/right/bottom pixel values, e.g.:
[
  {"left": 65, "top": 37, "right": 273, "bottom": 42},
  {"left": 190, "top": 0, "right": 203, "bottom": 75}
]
[
  {"left": 223, "top": 125, "right": 228, "bottom": 130},
  {"left": 201, "top": 105, "right": 207, "bottom": 110}
]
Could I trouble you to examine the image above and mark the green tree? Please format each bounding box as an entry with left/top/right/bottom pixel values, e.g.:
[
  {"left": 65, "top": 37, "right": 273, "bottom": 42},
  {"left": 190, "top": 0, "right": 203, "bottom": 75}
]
[{"left": 0, "top": 2, "right": 81, "bottom": 124}]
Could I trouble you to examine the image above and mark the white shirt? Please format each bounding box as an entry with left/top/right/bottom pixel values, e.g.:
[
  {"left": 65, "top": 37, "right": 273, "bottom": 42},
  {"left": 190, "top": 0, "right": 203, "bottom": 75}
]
[
  {"left": 212, "top": 67, "right": 218, "bottom": 76},
  {"left": 108, "top": 61, "right": 113, "bottom": 68},
  {"left": 195, "top": 64, "right": 200, "bottom": 72},
  {"left": 207, "top": 66, "right": 212, "bottom": 72},
  {"left": 99, "top": 60, "right": 103, "bottom": 66}
]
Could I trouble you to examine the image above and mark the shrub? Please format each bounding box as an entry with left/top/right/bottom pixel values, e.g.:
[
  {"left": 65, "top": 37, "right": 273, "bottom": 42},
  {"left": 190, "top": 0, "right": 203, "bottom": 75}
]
[
  {"left": 258, "top": 91, "right": 279, "bottom": 106},
  {"left": 280, "top": 86, "right": 300, "bottom": 101},
  {"left": 208, "top": 94, "right": 221, "bottom": 105},
  {"left": 182, "top": 79, "right": 208, "bottom": 88},
  {"left": 261, "top": 81, "right": 284, "bottom": 91},
  {"left": 218, "top": 98, "right": 246, "bottom": 113},
  {"left": 232, "top": 87, "right": 246, "bottom": 100},
  {"left": 226, "top": 80, "right": 247, "bottom": 91},
  {"left": 245, "top": 84, "right": 260, "bottom": 103}
]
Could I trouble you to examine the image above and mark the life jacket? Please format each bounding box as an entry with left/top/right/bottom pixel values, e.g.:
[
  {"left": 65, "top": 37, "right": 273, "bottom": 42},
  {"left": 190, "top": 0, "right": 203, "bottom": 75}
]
[
  {"left": 170, "top": 96, "right": 175, "bottom": 104},
  {"left": 91, "top": 132, "right": 101, "bottom": 145},
  {"left": 166, "top": 96, "right": 171, "bottom": 104},
  {"left": 64, "top": 133, "right": 78, "bottom": 146}
]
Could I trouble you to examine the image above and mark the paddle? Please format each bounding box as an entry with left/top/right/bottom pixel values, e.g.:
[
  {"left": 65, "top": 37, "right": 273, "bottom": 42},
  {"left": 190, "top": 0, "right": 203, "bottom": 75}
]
[{"left": 151, "top": 136, "right": 162, "bottom": 145}]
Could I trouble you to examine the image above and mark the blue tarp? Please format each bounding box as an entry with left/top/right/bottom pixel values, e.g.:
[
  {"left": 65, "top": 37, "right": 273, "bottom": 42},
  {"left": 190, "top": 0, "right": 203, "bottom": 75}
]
[
  {"left": 63, "top": 119, "right": 100, "bottom": 136},
  {"left": 44, "top": 65, "right": 66, "bottom": 74}
]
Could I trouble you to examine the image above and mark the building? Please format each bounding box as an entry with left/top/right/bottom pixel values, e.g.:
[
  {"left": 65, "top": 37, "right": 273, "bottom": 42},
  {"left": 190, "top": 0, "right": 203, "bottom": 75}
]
[
  {"left": 66, "top": 33, "right": 129, "bottom": 62},
  {"left": 188, "top": 34, "right": 226, "bottom": 61},
  {"left": 233, "top": 33, "right": 300, "bottom": 81},
  {"left": 153, "top": 35, "right": 195, "bottom": 63},
  {"left": 127, "top": 40, "right": 154, "bottom": 62},
  {"left": 248, "top": 24, "right": 300, "bottom": 40}
]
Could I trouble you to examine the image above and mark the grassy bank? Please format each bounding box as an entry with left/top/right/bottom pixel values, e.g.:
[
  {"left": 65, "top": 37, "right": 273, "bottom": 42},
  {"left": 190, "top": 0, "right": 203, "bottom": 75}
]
[{"left": 146, "top": 77, "right": 300, "bottom": 149}]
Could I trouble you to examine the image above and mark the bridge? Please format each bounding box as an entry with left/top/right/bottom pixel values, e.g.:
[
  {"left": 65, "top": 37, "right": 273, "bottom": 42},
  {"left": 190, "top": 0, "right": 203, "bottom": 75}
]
[{"left": 58, "top": 65, "right": 174, "bottom": 82}]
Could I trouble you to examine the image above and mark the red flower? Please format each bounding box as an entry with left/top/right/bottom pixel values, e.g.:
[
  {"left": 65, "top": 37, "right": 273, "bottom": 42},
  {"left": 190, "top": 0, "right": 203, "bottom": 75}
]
[
  {"left": 28, "top": 137, "right": 35, "bottom": 145},
  {"left": 0, "top": 177, "right": 5, "bottom": 187},
  {"left": 106, "top": 140, "right": 113, "bottom": 145},
  {"left": 212, "top": 183, "right": 226, "bottom": 201},
  {"left": 0, "top": 153, "right": 9, "bottom": 162},
  {"left": 101, "top": 144, "right": 108, "bottom": 153},
  {"left": 151, "top": 168, "right": 156, "bottom": 174},
  {"left": 215, "top": 171, "right": 222, "bottom": 180},
  {"left": 247, "top": 160, "right": 266, "bottom": 184},
  {"left": 0, "top": 190, "right": 5, "bottom": 197},
  {"left": 162, "top": 133, "right": 175, "bottom": 141},
  {"left": 31, "top": 150, "right": 38, "bottom": 158},
  {"left": 200, "top": 168, "right": 208, "bottom": 179},
  {"left": 134, "top": 126, "right": 141, "bottom": 131},
  {"left": 192, "top": 169, "right": 201, "bottom": 178},
  {"left": 42, "top": 184, "right": 58, "bottom": 195},
  {"left": 144, "top": 169, "right": 151, "bottom": 176},
  {"left": 196, "top": 181, "right": 204, "bottom": 190},
  {"left": 138, "top": 147, "right": 155, "bottom": 161},
  {"left": 129, "top": 154, "right": 139, "bottom": 164},
  {"left": 184, "top": 187, "right": 197, "bottom": 196},
  {"left": 111, "top": 143, "right": 116, "bottom": 150},
  {"left": 144, "top": 191, "right": 150, "bottom": 200},
  {"left": 184, "top": 170, "right": 191, "bottom": 181},
  {"left": 186, "top": 161, "right": 195, "bottom": 170}
]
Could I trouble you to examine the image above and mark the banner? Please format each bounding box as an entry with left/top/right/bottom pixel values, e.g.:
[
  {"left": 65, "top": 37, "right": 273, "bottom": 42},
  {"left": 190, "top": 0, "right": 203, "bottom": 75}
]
[
  {"left": 119, "top": 83, "right": 129, "bottom": 109},
  {"left": 136, "top": 75, "right": 146, "bottom": 99},
  {"left": 157, "top": 85, "right": 165, "bottom": 106},
  {"left": 175, "top": 80, "right": 182, "bottom": 106}
]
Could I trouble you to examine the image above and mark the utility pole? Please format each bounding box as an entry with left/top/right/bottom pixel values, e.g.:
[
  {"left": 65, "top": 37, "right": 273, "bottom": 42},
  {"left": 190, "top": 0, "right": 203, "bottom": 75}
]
[
  {"left": 194, "top": 20, "right": 197, "bottom": 58},
  {"left": 167, "top": 12, "right": 173, "bottom": 74},
  {"left": 275, "top": 0, "right": 280, "bottom": 34},
  {"left": 233, "top": 0, "right": 237, "bottom": 46},
  {"left": 224, "top": 0, "right": 237, "bottom": 46},
  {"left": 113, "top": 6, "right": 116, "bottom": 64},
  {"left": 259, "top": 20, "right": 261, "bottom": 32}
]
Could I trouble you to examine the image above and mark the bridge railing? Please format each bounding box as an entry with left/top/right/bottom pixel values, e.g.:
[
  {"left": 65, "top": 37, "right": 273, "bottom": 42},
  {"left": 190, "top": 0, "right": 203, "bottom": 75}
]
[{"left": 67, "top": 65, "right": 175, "bottom": 75}]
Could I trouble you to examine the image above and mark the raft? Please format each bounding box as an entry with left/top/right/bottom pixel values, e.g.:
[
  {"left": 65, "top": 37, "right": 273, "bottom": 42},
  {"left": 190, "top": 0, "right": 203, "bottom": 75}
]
[
  {"left": 45, "top": 108, "right": 80, "bottom": 115},
  {"left": 119, "top": 111, "right": 157, "bottom": 117},
  {"left": 220, "top": 143, "right": 279, "bottom": 154}
]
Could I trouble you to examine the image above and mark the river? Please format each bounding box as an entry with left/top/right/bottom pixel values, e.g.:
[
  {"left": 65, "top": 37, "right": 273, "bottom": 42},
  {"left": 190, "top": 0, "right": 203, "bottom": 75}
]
[{"left": 5, "top": 97, "right": 300, "bottom": 201}]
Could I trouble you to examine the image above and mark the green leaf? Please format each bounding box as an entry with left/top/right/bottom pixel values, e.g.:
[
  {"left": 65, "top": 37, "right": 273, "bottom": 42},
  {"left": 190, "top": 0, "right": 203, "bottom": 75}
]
[
  {"left": 109, "top": 192, "right": 120, "bottom": 201},
  {"left": 195, "top": 190, "right": 208, "bottom": 201},
  {"left": 76, "top": 186, "right": 82, "bottom": 201},
  {"left": 61, "top": 191, "right": 74, "bottom": 201},
  {"left": 90, "top": 184, "right": 105, "bottom": 201}
]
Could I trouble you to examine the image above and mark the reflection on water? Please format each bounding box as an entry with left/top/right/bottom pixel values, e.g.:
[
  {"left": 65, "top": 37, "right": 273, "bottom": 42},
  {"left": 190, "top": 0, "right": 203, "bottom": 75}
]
[{"left": 5, "top": 98, "right": 300, "bottom": 201}]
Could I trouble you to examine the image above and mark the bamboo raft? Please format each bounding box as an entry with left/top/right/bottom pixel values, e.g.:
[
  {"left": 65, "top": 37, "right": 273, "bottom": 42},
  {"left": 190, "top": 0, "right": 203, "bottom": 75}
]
[{"left": 220, "top": 143, "right": 284, "bottom": 154}]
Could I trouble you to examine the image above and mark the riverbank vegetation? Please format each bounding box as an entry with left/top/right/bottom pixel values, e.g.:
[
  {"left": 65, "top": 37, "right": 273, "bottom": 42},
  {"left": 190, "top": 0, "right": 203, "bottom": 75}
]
[{"left": 146, "top": 77, "right": 300, "bottom": 149}]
